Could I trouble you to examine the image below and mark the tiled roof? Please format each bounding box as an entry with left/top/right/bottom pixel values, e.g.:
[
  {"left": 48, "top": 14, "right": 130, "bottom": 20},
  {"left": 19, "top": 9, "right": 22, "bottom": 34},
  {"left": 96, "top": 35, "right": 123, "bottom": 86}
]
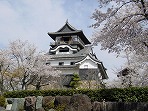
[
  {"left": 48, "top": 45, "right": 92, "bottom": 59},
  {"left": 47, "top": 45, "right": 108, "bottom": 80},
  {"left": 48, "top": 21, "right": 91, "bottom": 44},
  {"left": 57, "top": 20, "right": 79, "bottom": 32}
]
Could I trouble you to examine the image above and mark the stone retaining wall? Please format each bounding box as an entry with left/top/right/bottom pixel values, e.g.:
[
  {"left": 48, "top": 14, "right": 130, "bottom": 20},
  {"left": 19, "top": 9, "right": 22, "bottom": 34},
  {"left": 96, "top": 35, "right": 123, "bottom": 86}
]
[{"left": 4, "top": 94, "right": 148, "bottom": 111}]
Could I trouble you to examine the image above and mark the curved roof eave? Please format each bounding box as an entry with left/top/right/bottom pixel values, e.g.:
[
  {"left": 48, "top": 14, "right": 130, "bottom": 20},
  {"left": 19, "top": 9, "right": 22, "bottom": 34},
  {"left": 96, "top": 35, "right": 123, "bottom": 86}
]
[
  {"left": 57, "top": 21, "right": 78, "bottom": 32},
  {"left": 98, "top": 63, "right": 108, "bottom": 79},
  {"left": 50, "top": 45, "right": 77, "bottom": 52},
  {"left": 75, "top": 54, "right": 100, "bottom": 64},
  {"left": 75, "top": 54, "right": 108, "bottom": 79},
  {"left": 47, "top": 21, "right": 91, "bottom": 45},
  {"left": 48, "top": 31, "right": 91, "bottom": 45},
  {"left": 50, "top": 45, "right": 78, "bottom": 52}
]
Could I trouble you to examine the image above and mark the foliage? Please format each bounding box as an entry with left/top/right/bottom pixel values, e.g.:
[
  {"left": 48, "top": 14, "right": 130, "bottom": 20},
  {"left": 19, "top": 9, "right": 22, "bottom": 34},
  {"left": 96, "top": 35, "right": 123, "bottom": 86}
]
[
  {"left": 4, "top": 87, "right": 148, "bottom": 102},
  {"left": 98, "top": 87, "right": 148, "bottom": 102},
  {"left": 0, "top": 39, "right": 61, "bottom": 91},
  {"left": 91, "top": 0, "right": 148, "bottom": 55},
  {"left": 0, "top": 49, "right": 13, "bottom": 93},
  {"left": 0, "top": 95, "right": 5, "bottom": 107},
  {"left": 43, "top": 101, "right": 55, "bottom": 111},
  {"left": 69, "top": 73, "right": 81, "bottom": 89},
  {"left": 91, "top": 0, "right": 148, "bottom": 90},
  {"left": 55, "top": 104, "right": 66, "bottom": 111},
  {"left": 112, "top": 50, "right": 148, "bottom": 88}
]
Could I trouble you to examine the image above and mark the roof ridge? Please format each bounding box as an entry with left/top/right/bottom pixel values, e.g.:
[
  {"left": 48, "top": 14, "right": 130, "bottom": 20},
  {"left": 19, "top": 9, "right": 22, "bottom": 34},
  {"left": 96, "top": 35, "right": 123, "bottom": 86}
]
[
  {"left": 66, "top": 21, "right": 79, "bottom": 31},
  {"left": 57, "top": 21, "right": 80, "bottom": 32}
]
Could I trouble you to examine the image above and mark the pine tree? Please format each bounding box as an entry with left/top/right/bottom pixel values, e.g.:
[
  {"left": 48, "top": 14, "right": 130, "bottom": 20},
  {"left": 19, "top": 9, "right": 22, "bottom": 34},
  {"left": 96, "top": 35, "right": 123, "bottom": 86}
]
[{"left": 70, "top": 73, "right": 81, "bottom": 89}]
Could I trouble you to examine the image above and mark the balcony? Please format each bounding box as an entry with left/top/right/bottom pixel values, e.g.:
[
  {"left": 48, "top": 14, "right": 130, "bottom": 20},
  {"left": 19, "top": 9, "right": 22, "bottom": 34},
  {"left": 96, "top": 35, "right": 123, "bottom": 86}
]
[{"left": 50, "top": 41, "right": 85, "bottom": 49}]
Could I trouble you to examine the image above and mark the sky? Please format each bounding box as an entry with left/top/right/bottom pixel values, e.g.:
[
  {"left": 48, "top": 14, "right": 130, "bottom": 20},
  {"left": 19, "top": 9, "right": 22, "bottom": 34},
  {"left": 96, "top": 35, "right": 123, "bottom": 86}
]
[{"left": 0, "top": 0, "right": 126, "bottom": 81}]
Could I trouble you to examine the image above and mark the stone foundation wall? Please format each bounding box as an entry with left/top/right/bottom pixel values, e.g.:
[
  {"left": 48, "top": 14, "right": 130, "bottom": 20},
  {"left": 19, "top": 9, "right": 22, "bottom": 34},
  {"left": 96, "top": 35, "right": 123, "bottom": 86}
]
[{"left": 4, "top": 94, "right": 148, "bottom": 111}]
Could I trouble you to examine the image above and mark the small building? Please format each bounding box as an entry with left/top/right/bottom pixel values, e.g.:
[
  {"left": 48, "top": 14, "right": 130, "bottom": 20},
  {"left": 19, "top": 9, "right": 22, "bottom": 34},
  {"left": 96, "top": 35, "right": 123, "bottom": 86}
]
[
  {"left": 46, "top": 21, "right": 108, "bottom": 87},
  {"left": 117, "top": 67, "right": 136, "bottom": 77}
]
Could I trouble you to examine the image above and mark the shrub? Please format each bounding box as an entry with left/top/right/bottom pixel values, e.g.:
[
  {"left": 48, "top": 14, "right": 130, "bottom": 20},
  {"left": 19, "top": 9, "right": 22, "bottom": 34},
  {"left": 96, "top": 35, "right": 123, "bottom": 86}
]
[
  {"left": 69, "top": 73, "right": 81, "bottom": 89},
  {"left": 3, "top": 87, "right": 148, "bottom": 102},
  {"left": 0, "top": 95, "right": 6, "bottom": 107}
]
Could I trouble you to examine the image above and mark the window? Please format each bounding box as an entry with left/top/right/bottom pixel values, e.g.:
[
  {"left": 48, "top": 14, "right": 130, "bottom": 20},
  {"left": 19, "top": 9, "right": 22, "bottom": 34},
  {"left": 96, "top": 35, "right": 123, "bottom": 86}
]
[
  {"left": 60, "top": 37, "right": 71, "bottom": 43},
  {"left": 73, "top": 51, "right": 77, "bottom": 54},
  {"left": 64, "top": 37, "right": 70, "bottom": 43},
  {"left": 72, "top": 35, "right": 77, "bottom": 41},
  {"left": 70, "top": 62, "right": 75, "bottom": 65},
  {"left": 46, "top": 62, "right": 50, "bottom": 65},
  {"left": 59, "top": 47, "right": 69, "bottom": 52},
  {"left": 84, "top": 65, "right": 88, "bottom": 69},
  {"left": 56, "top": 37, "right": 61, "bottom": 42},
  {"left": 59, "top": 62, "right": 64, "bottom": 66}
]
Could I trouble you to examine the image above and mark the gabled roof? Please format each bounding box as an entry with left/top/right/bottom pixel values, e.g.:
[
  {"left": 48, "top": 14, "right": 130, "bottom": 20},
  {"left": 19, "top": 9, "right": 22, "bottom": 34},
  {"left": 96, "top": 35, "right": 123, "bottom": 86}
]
[
  {"left": 47, "top": 45, "right": 108, "bottom": 79},
  {"left": 75, "top": 54, "right": 108, "bottom": 79},
  {"left": 98, "top": 62, "right": 108, "bottom": 79},
  {"left": 57, "top": 20, "right": 78, "bottom": 32},
  {"left": 48, "top": 21, "right": 91, "bottom": 44},
  {"left": 75, "top": 54, "right": 100, "bottom": 64}
]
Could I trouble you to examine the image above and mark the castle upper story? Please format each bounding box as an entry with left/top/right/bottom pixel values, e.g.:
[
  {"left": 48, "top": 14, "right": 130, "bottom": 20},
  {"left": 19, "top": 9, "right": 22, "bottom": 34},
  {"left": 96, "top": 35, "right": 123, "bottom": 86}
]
[{"left": 48, "top": 21, "right": 91, "bottom": 55}]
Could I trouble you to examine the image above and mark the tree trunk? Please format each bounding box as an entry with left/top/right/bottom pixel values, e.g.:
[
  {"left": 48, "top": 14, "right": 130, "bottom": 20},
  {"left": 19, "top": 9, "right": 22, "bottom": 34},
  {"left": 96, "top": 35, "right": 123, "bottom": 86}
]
[
  {"left": 36, "top": 81, "right": 41, "bottom": 90},
  {"left": 0, "top": 75, "right": 4, "bottom": 94},
  {"left": 9, "top": 78, "right": 15, "bottom": 91}
]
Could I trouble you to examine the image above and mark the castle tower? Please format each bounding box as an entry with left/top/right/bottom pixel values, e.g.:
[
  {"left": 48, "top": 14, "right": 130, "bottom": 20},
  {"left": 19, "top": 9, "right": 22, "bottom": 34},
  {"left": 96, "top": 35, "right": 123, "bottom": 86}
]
[{"left": 47, "top": 21, "right": 108, "bottom": 87}]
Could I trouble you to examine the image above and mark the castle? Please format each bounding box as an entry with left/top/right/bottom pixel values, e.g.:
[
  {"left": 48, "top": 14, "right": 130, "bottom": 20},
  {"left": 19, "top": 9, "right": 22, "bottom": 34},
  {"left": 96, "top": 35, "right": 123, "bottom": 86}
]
[{"left": 47, "top": 21, "right": 108, "bottom": 87}]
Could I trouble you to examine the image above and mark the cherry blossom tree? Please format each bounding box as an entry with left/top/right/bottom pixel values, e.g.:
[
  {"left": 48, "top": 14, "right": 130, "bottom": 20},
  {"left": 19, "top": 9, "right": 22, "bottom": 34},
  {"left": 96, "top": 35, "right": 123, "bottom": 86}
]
[
  {"left": 0, "top": 49, "right": 23, "bottom": 92},
  {"left": 91, "top": 0, "right": 148, "bottom": 55},
  {"left": 0, "top": 40, "right": 61, "bottom": 91},
  {"left": 8, "top": 40, "right": 38, "bottom": 90},
  {"left": 28, "top": 54, "right": 61, "bottom": 90},
  {"left": 111, "top": 50, "right": 148, "bottom": 88},
  {"left": 128, "top": 51, "right": 148, "bottom": 86},
  {"left": 0, "top": 49, "right": 12, "bottom": 93}
]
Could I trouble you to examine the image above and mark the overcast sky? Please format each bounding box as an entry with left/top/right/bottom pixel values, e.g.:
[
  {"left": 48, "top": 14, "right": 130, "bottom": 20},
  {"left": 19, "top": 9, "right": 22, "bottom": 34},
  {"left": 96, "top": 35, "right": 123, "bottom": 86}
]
[{"left": 0, "top": 0, "right": 126, "bottom": 81}]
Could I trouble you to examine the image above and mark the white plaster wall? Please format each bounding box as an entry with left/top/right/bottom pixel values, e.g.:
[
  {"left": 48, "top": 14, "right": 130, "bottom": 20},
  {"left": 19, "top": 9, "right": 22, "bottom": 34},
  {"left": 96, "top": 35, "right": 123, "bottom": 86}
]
[
  {"left": 79, "top": 59, "right": 98, "bottom": 69},
  {"left": 56, "top": 49, "right": 73, "bottom": 54},
  {"left": 50, "top": 61, "right": 58, "bottom": 66},
  {"left": 49, "top": 59, "right": 79, "bottom": 75},
  {"left": 50, "top": 59, "right": 76, "bottom": 66}
]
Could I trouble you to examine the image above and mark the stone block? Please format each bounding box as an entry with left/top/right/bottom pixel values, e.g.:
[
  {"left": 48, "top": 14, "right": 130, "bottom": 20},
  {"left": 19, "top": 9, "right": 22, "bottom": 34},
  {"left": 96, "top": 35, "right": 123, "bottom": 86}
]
[
  {"left": 36, "top": 96, "right": 43, "bottom": 109},
  {"left": 6, "top": 98, "right": 25, "bottom": 111},
  {"left": 24, "top": 96, "right": 36, "bottom": 111},
  {"left": 36, "top": 107, "right": 45, "bottom": 111},
  {"left": 48, "top": 108, "right": 56, "bottom": 111},
  {"left": 65, "top": 94, "right": 92, "bottom": 111},
  {"left": 5, "top": 104, "right": 12, "bottom": 111},
  {"left": 54, "top": 96, "right": 71, "bottom": 106},
  {"left": 42, "top": 96, "right": 55, "bottom": 109},
  {"left": 0, "top": 106, "right": 6, "bottom": 111}
]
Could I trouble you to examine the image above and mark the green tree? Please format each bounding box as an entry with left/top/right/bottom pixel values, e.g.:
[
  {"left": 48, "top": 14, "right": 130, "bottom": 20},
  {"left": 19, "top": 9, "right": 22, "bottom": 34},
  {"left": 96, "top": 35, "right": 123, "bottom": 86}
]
[{"left": 70, "top": 73, "right": 81, "bottom": 89}]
